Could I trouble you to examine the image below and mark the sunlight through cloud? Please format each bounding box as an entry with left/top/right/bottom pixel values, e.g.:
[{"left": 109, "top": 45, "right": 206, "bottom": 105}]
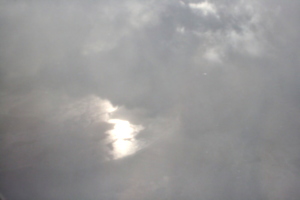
[
  {"left": 188, "top": 1, "right": 217, "bottom": 16},
  {"left": 106, "top": 119, "right": 144, "bottom": 160}
]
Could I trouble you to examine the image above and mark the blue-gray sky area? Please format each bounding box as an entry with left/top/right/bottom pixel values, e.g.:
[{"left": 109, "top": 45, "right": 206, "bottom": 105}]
[{"left": 0, "top": 0, "right": 300, "bottom": 199}]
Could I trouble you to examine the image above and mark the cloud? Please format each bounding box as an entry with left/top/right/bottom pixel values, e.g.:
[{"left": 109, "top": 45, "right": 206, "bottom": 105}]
[
  {"left": 1, "top": 0, "right": 300, "bottom": 199},
  {"left": 188, "top": 1, "right": 218, "bottom": 16}
]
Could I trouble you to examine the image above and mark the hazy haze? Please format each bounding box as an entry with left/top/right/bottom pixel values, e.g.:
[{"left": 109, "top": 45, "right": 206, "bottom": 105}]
[{"left": 0, "top": 0, "right": 300, "bottom": 199}]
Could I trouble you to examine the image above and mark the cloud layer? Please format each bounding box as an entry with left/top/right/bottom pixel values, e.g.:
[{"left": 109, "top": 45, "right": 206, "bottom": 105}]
[{"left": 1, "top": 0, "right": 300, "bottom": 199}]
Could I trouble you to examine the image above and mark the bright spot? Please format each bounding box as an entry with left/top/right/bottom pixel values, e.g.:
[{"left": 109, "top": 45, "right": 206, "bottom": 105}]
[
  {"left": 108, "top": 119, "right": 135, "bottom": 140},
  {"left": 60, "top": 96, "right": 144, "bottom": 160},
  {"left": 188, "top": 1, "right": 217, "bottom": 16},
  {"left": 107, "top": 119, "right": 144, "bottom": 159},
  {"left": 204, "top": 48, "right": 223, "bottom": 63}
]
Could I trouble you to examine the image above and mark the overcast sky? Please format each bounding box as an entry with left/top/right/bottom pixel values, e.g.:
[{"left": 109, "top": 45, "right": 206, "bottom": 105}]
[{"left": 0, "top": 0, "right": 300, "bottom": 199}]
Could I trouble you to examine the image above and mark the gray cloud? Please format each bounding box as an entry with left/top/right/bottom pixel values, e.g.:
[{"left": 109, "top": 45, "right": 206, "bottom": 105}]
[{"left": 1, "top": 0, "right": 300, "bottom": 199}]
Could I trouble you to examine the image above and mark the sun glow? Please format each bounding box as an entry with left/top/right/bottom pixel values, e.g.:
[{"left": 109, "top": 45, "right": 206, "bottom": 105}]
[
  {"left": 108, "top": 119, "right": 135, "bottom": 140},
  {"left": 107, "top": 119, "right": 144, "bottom": 159}
]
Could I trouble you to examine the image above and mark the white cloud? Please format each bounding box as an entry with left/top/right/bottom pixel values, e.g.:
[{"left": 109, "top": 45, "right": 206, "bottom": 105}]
[
  {"left": 58, "top": 95, "right": 117, "bottom": 124},
  {"left": 188, "top": 1, "right": 217, "bottom": 16},
  {"left": 82, "top": 0, "right": 161, "bottom": 55},
  {"left": 125, "top": 0, "right": 160, "bottom": 28},
  {"left": 190, "top": 0, "right": 268, "bottom": 65},
  {"left": 227, "top": 27, "right": 263, "bottom": 56},
  {"left": 203, "top": 48, "right": 223, "bottom": 63}
]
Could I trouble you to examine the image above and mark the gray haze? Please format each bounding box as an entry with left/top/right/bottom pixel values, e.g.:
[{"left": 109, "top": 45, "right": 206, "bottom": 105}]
[{"left": 0, "top": 0, "right": 300, "bottom": 199}]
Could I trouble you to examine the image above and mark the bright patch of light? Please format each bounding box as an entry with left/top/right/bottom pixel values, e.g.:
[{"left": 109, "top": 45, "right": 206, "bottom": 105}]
[
  {"left": 102, "top": 101, "right": 118, "bottom": 113},
  {"left": 204, "top": 48, "right": 223, "bottom": 63},
  {"left": 188, "top": 1, "right": 217, "bottom": 16},
  {"left": 107, "top": 119, "right": 144, "bottom": 160},
  {"left": 58, "top": 95, "right": 144, "bottom": 160},
  {"left": 108, "top": 119, "right": 135, "bottom": 140}
]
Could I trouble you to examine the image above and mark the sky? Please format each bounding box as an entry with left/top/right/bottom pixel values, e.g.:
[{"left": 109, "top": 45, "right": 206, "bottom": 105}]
[{"left": 0, "top": 0, "right": 300, "bottom": 199}]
